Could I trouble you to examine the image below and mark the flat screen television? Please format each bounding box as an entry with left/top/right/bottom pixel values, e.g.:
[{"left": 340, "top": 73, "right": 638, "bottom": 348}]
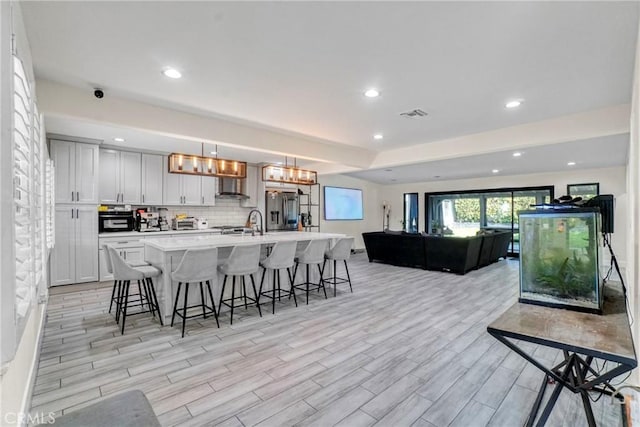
[{"left": 324, "top": 186, "right": 363, "bottom": 220}]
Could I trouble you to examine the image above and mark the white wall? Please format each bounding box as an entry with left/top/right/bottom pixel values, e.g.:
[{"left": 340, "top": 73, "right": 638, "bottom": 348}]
[
  {"left": 627, "top": 19, "right": 640, "bottom": 386},
  {"left": 319, "top": 174, "right": 382, "bottom": 250},
  {"left": 378, "top": 166, "right": 628, "bottom": 267}
]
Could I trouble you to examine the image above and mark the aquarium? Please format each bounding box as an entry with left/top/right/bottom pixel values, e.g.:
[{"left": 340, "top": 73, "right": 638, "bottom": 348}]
[{"left": 519, "top": 208, "right": 602, "bottom": 313}]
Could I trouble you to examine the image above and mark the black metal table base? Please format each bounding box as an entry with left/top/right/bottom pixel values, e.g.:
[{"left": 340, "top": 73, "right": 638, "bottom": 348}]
[{"left": 488, "top": 332, "right": 630, "bottom": 427}]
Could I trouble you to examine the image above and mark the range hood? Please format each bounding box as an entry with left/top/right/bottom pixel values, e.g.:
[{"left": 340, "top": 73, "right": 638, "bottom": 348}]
[{"left": 216, "top": 177, "right": 249, "bottom": 199}]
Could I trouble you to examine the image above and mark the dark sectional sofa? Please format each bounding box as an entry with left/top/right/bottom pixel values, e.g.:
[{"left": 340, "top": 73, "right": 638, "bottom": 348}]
[{"left": 362, "top": 230, "right": 511, "bottom": 275}]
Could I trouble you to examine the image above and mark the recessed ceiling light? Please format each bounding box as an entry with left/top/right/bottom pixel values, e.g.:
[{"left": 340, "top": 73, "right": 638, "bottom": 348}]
[
  {"left": 210, "top": 151, "right": 217, "bottom": 155},
  {"left": 162, "top": 68, "right": 182, "bottom": 79},
  {"left": 364, "top": 88, "right": 380, "bottom": 98},
  {"left": 513, "top": 152, "right": 522, "bottom": 157},
  {"left": 373, "top": 134, "right": 384, "bottom": 140},
  {"left": 505, "top": 100, "right": 522, "bottom": 109},
  {"left": 492, "top": 169, "right": 499, "bottom": 173},
  {"left": 113, "top": 137, "right": 125, "bottom": 142},
  {"left": 567, "top": 161, "right": 576, "bottom": 166}
]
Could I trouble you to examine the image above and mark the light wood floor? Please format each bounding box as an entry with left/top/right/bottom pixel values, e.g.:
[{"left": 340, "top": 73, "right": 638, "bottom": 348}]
[{"left": 31, "top": 254, "right": 624, "bottom": 426}]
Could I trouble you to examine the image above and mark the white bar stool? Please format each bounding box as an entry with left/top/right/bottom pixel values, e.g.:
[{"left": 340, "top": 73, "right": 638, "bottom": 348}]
[
  {"left": 102, "top": 244, "right": 148, "bottom": 317},
  {"left": 108, "top": 246, "right": 163, "bottom": 334},
  {"left": 217, "top": 244, "right": 262, "bottom": 324},
  {"left": 257, "top": 240, "right": 298, "bottom": 314},
  {"left": 323, "top": 237, "right": 355, "bottom": 297},
  {"left": 293, "top": 239, "right": 329, "bottom": 304},
  {"left": 170, "top": 248, "right": 220, "bottom": 337}
]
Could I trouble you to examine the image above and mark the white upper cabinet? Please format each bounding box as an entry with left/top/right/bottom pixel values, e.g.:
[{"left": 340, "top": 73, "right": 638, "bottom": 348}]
[
  {"left": 99, "top": 149, "right": 119, "bottom": 203},
  {"left": 51, "top": 140, "right": 99, "bottom": 204},
  {"left": 163, "top": 157, "right": 182, "bottom": 205},
  {"left": 182, "top": 175, "right": 202, "bottom": 206},
  {"left": 201, "top": 176, "right": 217, "bottom": 206},
  {"left": 141, "top": 154, "right": 164, "bottom": 205},
  {"left": 99, "top": 149, "right": 141, "bottom": 204},
  {"left": 240, "top": 165, "right": 258, "bottom": 208},
  {"left": 51, "top": 140, "right": 74, "bottom": 204},
  {"left": 75, "top": 143, "right": 100, "bottom": 203},
  {"left": 162, "top": 155, "right": 210, "bottom": 206},
  {"left": 120, "top": 151, "right": 142, "bottom": 203}
]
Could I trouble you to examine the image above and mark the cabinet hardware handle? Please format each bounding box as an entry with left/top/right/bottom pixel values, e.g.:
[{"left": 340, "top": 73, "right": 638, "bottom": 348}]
[
  {"left": 71, "top": 209, "right": 74, "bottom": 219},
  {"left": 76, "top": 191, "right": 79, "bottom": 201},
  {"left": 71, "top": 191, "right": 74, "bottom": 202},
  {"left": 202, "top": 196, "right": 204, "bottom": 204},
  {"left": 142, "top": 194, "right": 145, "bottom": 203},
  {"left": 76, "top": 208, "right": 79, "bottom": 218},
  {"left": 117, "top": 241, "right": 128, "bottom": 244}
]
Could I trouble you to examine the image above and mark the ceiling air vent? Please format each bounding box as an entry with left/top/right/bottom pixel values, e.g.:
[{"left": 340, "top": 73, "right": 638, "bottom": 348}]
[{"left": 399, "top": 109, "right": 429, "bottom": 118}]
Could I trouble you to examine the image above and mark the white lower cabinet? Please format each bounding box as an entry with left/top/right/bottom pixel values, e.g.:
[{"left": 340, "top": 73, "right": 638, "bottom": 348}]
[{"left": 50, "top": 205, "right": 99, "bottom": 286}]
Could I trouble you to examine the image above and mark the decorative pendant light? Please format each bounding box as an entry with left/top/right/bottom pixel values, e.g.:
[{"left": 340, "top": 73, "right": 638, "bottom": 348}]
[
  {"left": 262, "top": 157, "right": 317, "bottom": 185},
  {"left": 168, "top": 144, "right": 247, "bottom": 178}
]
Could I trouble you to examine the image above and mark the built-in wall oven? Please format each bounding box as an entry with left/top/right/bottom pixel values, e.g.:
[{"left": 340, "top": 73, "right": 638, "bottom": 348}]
[{"left": 99, "top": 211, "right": 135, "bottom": 233}]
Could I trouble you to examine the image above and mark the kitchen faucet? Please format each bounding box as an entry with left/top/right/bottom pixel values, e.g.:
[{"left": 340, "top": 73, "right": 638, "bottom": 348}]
[{"left": 246, "top": 209, "right": 264, "bottom": 236}]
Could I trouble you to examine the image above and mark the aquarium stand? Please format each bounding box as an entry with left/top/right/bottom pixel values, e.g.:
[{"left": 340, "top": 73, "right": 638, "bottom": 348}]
[
  {"left": 487, "top": 285, "right": 636, "bottom": 427},
  {"left": 488, "top": 333, "right": 629, "bottom": 427}
]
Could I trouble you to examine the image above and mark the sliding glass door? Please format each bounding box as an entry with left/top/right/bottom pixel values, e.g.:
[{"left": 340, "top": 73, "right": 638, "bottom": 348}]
[
  {"left": 403, "top": 193, "right": 419, "bottom": 233},
  {"left": 425, "top": 186, "right": 553, "bottom": 255}
]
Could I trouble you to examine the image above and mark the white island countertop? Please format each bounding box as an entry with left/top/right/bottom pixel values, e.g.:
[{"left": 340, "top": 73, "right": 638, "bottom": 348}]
[{"left": 145, "top": 231, "right": 346, "bottom": 252}]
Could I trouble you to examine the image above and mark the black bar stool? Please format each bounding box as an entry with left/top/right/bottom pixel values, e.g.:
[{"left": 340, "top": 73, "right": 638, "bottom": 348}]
[
  {"left": 107, "top": 246, "right": 163, "bottom": 334},
  {"left": 293, "top": 239, "right": 329, "bottom": 304},
  {"left": 323, "top": 237, "right": 355, "bottom": 297},
  {"left": 217, "top": 244, "right": 262, "bottom": 324},
  {"left": 258, "top": 240, "right": 298, "bottom": 314},
  {"left": 170, "top": 247, "right": 220, "bottom": 337}
]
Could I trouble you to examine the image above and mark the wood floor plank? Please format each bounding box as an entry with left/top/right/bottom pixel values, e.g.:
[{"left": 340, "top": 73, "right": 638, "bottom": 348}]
[
  {"left": 373, "top": 393, "right": 433, "bottom": 426},
  {"left": 449, "top": 400, "right": 495, "bottom": 427},
  {"left": 254, "top": 400, "right": 317, "bottom": 427},
  {"left": 296, "top": 386, "right": 375, "bottom": 427}
]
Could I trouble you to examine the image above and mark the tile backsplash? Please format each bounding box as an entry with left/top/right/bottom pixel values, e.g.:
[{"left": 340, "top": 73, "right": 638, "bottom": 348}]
[{"left": 135, "top": 199, "right": 254, "bottom": 226}]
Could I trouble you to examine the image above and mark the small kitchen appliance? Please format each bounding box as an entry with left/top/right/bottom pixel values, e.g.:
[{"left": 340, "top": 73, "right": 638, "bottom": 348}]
[
  {"left": 172, "top": 216, "right": 197, "bottom": 231},
  {"left": 196, "top": 218, "right": 209, "bottom": 230},
  {"left": 136, "top": 210, "right": 160, "bottom": 232},
  {"left": 99, "top": 210, "right": 135, "bottom": 233}
]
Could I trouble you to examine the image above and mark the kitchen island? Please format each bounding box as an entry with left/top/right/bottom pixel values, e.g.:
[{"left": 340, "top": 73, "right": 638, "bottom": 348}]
[{"left": 144, "top": 232, "right": 346, "bottom": 323}]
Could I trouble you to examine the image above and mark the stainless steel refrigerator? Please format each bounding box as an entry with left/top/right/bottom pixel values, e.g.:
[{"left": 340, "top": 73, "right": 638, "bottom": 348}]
[{"left": 265, "top": 191, "right": 299, "bottom": 231}]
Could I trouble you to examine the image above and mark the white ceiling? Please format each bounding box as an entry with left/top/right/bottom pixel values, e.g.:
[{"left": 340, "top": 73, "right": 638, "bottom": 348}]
[
  {"left": 347, "top": 134, "right": 630, "bottom": 184},
  {"left": 21, "top": 1, "right": 639, "bottom": 153}
]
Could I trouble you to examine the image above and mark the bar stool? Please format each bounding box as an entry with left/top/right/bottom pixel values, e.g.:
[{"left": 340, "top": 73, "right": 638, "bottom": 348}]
[
  {"left": 102, "top": 244, "right": 148, "bottom": 317},
  {"left": 293, "top": 239, "right": 329, "bottom": 304},
  {"left": 323, "top": 237, "right": 355, "bottom": 297},
  {"left": 108, "top": 246, "right": 163, "bottom": 334},
  {"left": 257, "top": 241, "right": 298, "bottom": 314},
  {"left": 171, "top": 248, "right": 220, "bottom": 337},
  {"left": 217, "top": 244, "right": 262, "bottom": 324}
]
